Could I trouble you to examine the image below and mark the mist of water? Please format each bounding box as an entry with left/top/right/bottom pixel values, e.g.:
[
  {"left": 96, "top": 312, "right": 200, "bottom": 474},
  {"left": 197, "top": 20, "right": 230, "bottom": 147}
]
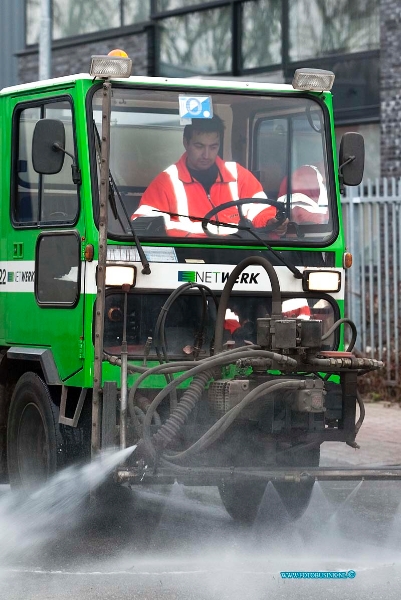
[{"left": 0, "top": 445, "right": 135, "bottom": 564}]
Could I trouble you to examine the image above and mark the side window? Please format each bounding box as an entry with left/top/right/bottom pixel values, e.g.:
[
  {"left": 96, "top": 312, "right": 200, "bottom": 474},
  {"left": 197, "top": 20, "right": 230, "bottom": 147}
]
[
  {"left": 255, "top": 118, "right": 289, "bottom": 200},
  {"left": 14, "top": 106, "right": 41, "bottom": 223},
  {"left": 35, "top": 232, "right": 80, "bottom": 306},
  {"left": 13, "top": 99, "right": 79, "bottom": 227}
]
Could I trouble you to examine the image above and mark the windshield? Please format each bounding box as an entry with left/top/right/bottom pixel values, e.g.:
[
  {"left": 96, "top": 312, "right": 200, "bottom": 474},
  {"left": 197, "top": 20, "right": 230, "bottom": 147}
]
[{"left": 92, "top": 86, "right": 335, "bottom": 245}]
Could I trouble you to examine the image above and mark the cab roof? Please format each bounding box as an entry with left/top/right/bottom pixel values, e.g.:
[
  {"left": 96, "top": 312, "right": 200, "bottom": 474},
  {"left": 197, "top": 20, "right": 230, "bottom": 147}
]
[{"left": 1, "top": 73, "right": 300, "bottom": 97}]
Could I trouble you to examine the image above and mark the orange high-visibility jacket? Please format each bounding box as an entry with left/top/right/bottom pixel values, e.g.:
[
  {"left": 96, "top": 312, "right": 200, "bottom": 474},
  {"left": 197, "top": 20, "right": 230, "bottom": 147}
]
[{"left": 131, "top": 153, "right": 275, "bottom": 237}]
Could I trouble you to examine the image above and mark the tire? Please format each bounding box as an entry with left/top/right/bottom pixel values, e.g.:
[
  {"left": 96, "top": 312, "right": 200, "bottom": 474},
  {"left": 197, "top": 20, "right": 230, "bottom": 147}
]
[
  {"left": 7, "top": 372, "right": 89, "bottom": 490},
  {"left": 274, "top": 444, "right": 320, "bottom": 520},
  {"left": 219, "top": 445, "right": 320, "bottom": 524},
  {"left": 219, "top": 481, "right": 267, "bottom": 524}
]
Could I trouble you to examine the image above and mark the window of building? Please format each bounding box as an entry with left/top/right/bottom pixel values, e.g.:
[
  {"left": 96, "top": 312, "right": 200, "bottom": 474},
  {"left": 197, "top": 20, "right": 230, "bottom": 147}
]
[
  {"left": 242, "top": 0, "right": 282, "bottom": 69},
  {"left": 13, "top": 99, "right": 79, "bottom": 227},
  {"left": 26, "top": 0, "right": 151, "bottom": 43},
  {"left": 123, "top": 0, "right": 150, "bottom": 25},
  {"left": 159, "top": 7, "right": 232, "bottom": 76},
  {"left": 289, "top": 0, "right": 380, "bottom": 61},
  {"left": 26, "top": 0, "right": 40, "bottom": 45},
  {"left": 53, "top": 0, "right": 120, "bottom": 40},
  {"left": 155, "top": 0, "right": 216, "bottom": 11}
]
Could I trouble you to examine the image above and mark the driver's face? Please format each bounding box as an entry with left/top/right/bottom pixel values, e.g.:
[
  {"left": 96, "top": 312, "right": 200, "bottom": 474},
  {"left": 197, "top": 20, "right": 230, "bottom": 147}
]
[{"left": 184, "top": 131, "right": 220, "bottom": 171}]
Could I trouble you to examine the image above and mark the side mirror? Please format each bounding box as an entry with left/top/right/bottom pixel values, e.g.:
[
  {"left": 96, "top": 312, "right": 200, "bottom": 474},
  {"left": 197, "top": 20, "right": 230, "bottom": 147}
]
[
  {"left": 339, "top": 132, "right": 364, "bottom": 187},
  {"left": 32, "top": 119, "right": 66, "bottom": 175}
]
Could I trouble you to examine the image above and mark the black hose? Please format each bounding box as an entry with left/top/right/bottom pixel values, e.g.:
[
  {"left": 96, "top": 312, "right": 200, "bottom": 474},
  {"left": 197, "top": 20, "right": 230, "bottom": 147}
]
[
  {"left": 321, "top": 317, "right": 357, "bottom": 351},
  {"left": 139, "top": 349, "right": 297, "bottom": 460},
  {"left": 154, "top": 283, "right": 218, "bottom": 361},
  {"left": 163, "top": 379, "right": 304, "bottom": 463},
  {"left": 126, "top": 345, "right": 266, "bottom": 420},
  {"left": 153, "top": 283, "right": 218, "bottom": 409},
  {"left": 151, "top": 370, "right": 213, "bottom": 451},
  {"left": 355, "top": 390, "right": 365, "bottom": 434},
  {"left": 214, "top": 256, "right": 282, "bottom": 354}
]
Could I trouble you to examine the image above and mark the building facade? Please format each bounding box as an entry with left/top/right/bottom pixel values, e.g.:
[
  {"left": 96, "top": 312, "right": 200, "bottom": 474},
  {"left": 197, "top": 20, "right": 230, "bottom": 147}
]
[{"left": 2, "top": 0, "right": 397, "bottom": 179}]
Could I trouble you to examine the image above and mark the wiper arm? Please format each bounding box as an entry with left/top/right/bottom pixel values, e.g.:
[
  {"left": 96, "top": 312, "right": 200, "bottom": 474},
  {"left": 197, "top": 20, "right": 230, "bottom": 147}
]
[
  {"left": 153, "top": 209, "right": 303, "bottom": 279},
  {"left": 108, "top": 172, "right": 151, "bottom": 275},
  {"left": 94, "top": 123, "right": 150, "bottom": 275}
]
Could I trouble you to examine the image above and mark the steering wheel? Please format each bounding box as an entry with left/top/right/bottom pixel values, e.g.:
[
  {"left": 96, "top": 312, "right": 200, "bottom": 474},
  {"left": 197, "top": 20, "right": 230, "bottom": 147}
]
[
  {"left": 201, "top": 198, "right": 287, "bottom": 237},
  {"left": 49, "top": 211, "right": 68, "bottom": 220}
]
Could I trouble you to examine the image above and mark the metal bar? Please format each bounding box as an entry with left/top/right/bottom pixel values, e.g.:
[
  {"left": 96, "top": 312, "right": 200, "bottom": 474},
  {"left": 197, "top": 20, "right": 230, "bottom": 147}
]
[
  {"left": 92, "top": 81, "right": 112, "bottom": 458},
  {"left": 376, "top": 199, "right": 383, "bottom": 360},
  {"left": 347, "top": 187, "right": 358, "bottom": 334},
  {"left": 343, "top": 200, "right": 351, "bottom": 325},
  {"left": 392, "top": 195, "right": 399, "bottom": 382},
  {"left": 383, "top": 190, "right": 391, "bottom": 382},
  {"left": 231, "top": 1, "right": 242, "bottom": 76},
  {"left": 281, "top": 0, "right": 290, "bottom": 79},
  {"left": 398, "top": 182, "right": 401, "bottom": 381},
  {"left": 102, "top": 382, "right": 117, "bottom": 449},
  {"left": 120, "top": 292, "right": 128, "bottom": 450},
  {"left": 116, "top": 466, "right": 401, "bottom": 485},
  {"left": 39, "top": 0, "right": 51, "bottom": 80},
  {"left": 59, "top": 387, "right": 87, "bottom": 427},
  {"left": 359, "top": 197, "right": 366, "bottom": 350},
  {"left": 368, "top": 200, "right": 374, "bottom": 357}
]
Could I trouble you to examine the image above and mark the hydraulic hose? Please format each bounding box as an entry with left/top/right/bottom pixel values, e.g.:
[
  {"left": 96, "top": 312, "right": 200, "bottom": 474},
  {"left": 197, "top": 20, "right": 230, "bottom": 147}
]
[
  {"left": 151, "top": 370, "right": 214, "bottom": 451},
  {"left": 126, "top": 344, "right": 268, "bottom": 417},
  {"left": 214, "top": 256, "right": 282, "bottom": 354},
  {"left": 153, "top": 282, "right": 218, "bottom": 410},
  {"left": 321, "top": 317, "right": 357, "bottom": 351},
  {"left": 163, "top": 379, "right": 304, "bottom": 463},
  {"left": 355, "top": 390, "right": 365, "bottom": 434},
  {"left": 139, "top": 349, "right": 297, "bottom": 461}
]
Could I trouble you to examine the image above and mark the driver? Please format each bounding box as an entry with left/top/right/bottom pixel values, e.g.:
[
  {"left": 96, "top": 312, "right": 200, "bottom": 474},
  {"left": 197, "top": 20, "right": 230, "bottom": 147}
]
[{"left": 131, "top": 115, "right": 287, "bottom": 237}]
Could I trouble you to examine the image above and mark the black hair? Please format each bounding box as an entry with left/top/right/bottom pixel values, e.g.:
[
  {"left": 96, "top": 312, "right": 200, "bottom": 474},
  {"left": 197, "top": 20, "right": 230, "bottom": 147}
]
[{"left": 183, "top": 114, "right": 225, "bottom": 142}]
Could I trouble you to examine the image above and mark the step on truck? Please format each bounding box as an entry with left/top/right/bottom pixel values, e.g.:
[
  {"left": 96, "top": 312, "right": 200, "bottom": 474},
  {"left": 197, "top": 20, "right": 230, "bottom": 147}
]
[{"left": 0, "top": 51, "right": 387, "bottom": 523}]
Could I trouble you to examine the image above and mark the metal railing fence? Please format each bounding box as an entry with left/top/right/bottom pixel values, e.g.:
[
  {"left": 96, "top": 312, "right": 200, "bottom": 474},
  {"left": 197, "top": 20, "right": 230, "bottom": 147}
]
[{"left": 342, "top": 178, "right": 401, "bottom": 385}]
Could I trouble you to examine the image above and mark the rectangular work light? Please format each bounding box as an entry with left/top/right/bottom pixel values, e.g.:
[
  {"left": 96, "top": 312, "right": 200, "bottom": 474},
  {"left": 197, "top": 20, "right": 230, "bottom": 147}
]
[
  {"left": 292, "top": 68, "right": 335, "bottom": 91},
  {"left": 89, "top": 55, "right": 132, "bottom": 79},
  {"left": 302, "top": 270, "right": 341, "bottom": 293}
]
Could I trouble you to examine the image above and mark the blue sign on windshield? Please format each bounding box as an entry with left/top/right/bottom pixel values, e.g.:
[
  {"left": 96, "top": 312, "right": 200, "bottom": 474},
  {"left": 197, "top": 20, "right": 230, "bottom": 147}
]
[{"left": 179, "top": 95, "right": 213, "bottom": 119}]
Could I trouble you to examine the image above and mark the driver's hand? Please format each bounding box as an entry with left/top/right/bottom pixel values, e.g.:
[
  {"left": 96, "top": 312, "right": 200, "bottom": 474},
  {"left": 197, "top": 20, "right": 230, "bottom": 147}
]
[{"left": 266, "top": 217, "right": 289, "bottom": 235}]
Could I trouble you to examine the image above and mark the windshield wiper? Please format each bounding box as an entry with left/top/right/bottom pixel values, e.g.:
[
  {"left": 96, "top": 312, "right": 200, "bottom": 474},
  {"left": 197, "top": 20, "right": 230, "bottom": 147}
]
[
  {"left": 94, "top": 123, "right": 150, "bottom": 275},
  {"left": 108, "top": 172, "right": 151, "bottom": 274},
  {"left": 153, "top": 209, "right": 303, "bottom": 279}
]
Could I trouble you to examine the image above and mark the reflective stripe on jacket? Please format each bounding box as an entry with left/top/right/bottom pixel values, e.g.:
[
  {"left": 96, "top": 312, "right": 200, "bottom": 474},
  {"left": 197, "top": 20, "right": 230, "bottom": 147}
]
[{"left": 132, "top": 154, "right": 275, "bottom": 237}]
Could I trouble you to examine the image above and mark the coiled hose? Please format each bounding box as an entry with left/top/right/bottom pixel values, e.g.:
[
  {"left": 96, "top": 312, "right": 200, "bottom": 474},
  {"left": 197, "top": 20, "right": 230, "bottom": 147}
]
[
  {"left": 321, "top": 317, "right": 358, "bottom": 351},
  {"left": 151, "top": 370, "right": 213, "bottom": 451}
]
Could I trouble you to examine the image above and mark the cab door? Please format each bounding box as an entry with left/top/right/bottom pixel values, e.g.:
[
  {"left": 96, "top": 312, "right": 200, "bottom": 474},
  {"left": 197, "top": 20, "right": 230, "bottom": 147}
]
[{"left": 6, "top": 94, "right": 86, "bottom": 380}]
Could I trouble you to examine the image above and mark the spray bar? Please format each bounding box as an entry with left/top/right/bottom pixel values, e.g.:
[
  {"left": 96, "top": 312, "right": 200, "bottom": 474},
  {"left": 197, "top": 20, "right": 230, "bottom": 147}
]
[{"left": 115, "top": 465, "right": 401, "bottom": 485}]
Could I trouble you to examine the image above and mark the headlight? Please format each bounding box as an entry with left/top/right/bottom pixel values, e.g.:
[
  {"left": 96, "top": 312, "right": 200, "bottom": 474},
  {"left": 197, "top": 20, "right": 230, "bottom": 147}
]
[
  {"left": 302, "top": 270, "right": 341, "bottom": 292},
  {"left": 292, "top": 68, "right": 335, "bottom": 91},
  {"left": 105, "top": 265, "right": 136, "bottom": 287}
]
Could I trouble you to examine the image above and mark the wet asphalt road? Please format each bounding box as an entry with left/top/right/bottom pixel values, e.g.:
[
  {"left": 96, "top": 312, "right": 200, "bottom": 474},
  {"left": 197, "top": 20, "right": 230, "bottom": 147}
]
[
  {"left": 1, "top": 475, "right": 401, "bottom": 600},
  {"left": 3, "top": 401, "right": 401, "bottom": 599}
]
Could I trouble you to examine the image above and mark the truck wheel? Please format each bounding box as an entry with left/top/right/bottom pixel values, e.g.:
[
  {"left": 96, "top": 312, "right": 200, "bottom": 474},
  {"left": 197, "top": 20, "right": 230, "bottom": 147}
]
[
  {"left": 274, "top": 445, "right": 320, "bottom": 520},
  {"left": 7, "top": 372, "right": 65, "bottom": 490},
  {"left": 219, "top": 446, "right": 320, "bottom": 524},
  {"left": 219, "top": 481, "right": 267, "bottom": 524}
]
